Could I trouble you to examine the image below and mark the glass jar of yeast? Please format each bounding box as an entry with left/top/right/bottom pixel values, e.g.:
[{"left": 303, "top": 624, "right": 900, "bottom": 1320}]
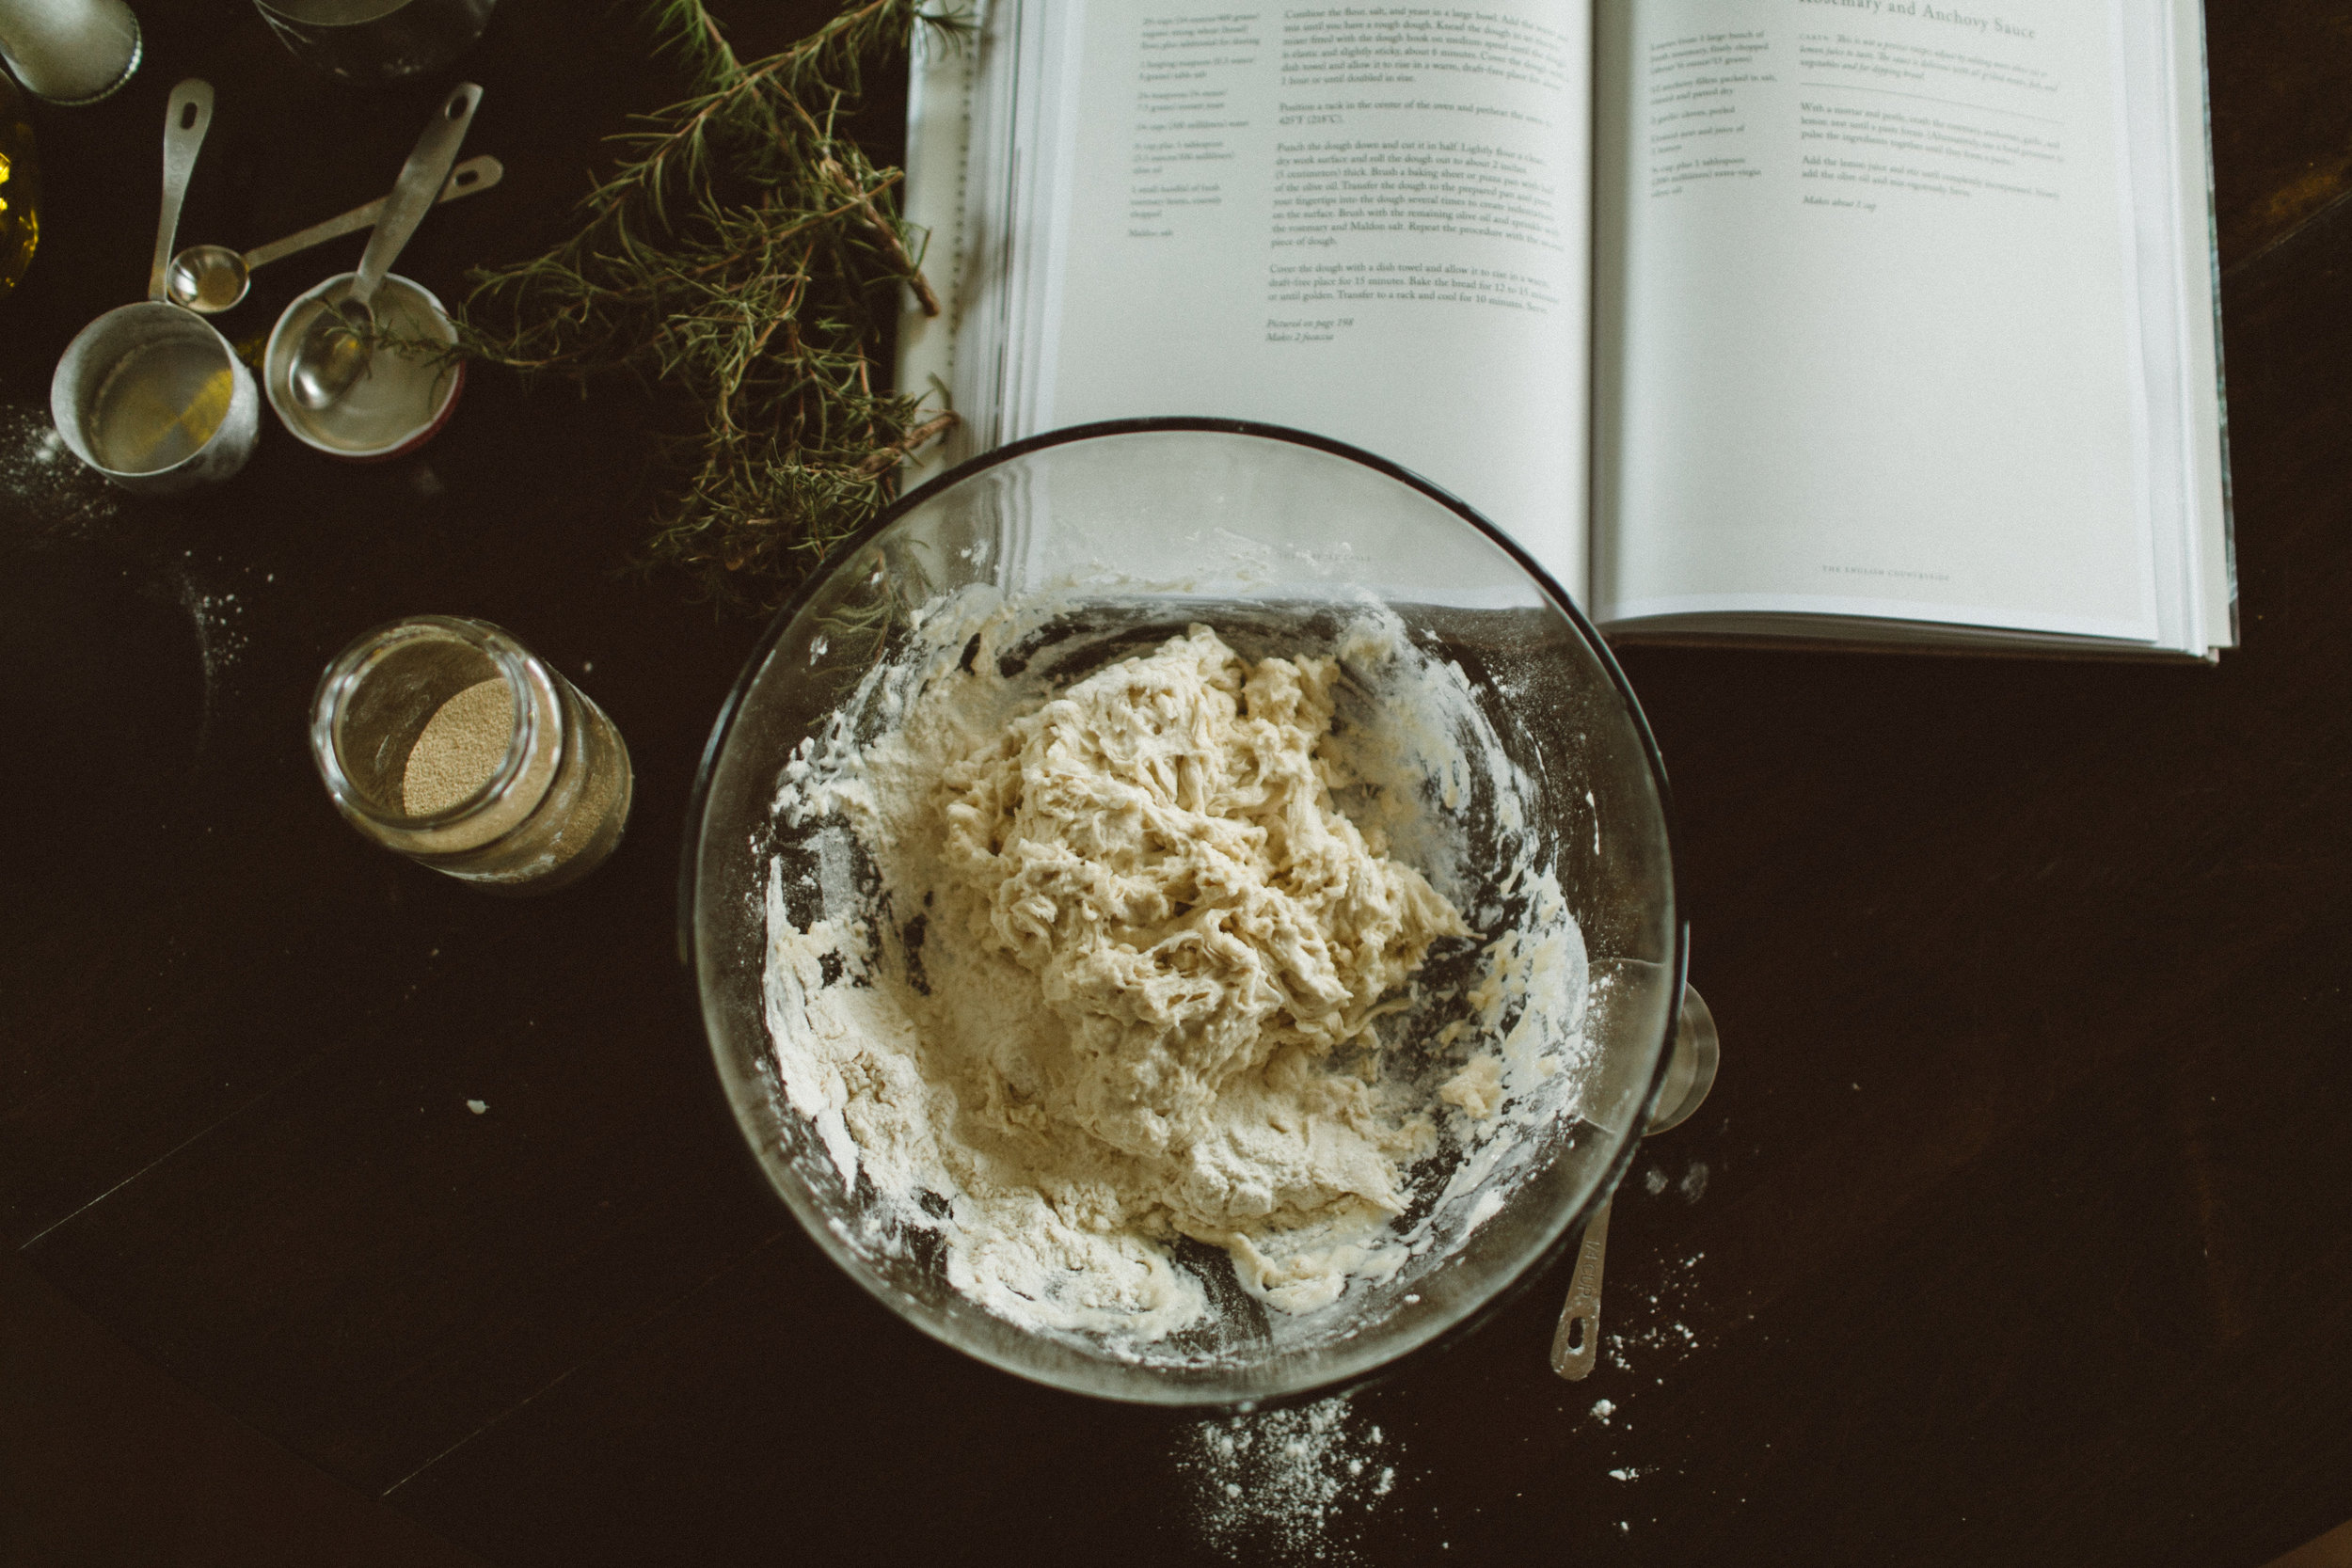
[{"left": 310, "top": 615, "right": 631, "bottom": 892}]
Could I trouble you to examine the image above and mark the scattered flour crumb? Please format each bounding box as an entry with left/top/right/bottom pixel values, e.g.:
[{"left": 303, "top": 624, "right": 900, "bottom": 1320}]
[
  {"left": 1677, "top": 1161, "right": 1708, "bottom": 1203},
  {"left": 466, "top": 1100, "right": 487, "bottom": 1115},
  {"left": 1603, "top": 1247, "right": 1709, "bottom": 1375},
  {"left": 1178, "top": 1395, "right": 1403, "bottom": 1562}
]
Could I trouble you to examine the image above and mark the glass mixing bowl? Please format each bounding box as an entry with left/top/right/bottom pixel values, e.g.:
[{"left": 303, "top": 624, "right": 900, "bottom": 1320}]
[{"left": 683, "top": 420, "right": 1683, "bottom": 1404}]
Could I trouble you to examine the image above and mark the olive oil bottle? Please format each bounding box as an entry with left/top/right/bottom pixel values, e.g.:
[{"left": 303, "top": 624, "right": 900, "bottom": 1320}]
[{"left": 0, "top": 71, "right": 39, "bottom": 294}]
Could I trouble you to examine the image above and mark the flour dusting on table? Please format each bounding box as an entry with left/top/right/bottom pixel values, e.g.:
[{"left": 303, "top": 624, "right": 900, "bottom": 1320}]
[{"left": 1177, "top": 1394, "right": 1404, "bottom": 1561}]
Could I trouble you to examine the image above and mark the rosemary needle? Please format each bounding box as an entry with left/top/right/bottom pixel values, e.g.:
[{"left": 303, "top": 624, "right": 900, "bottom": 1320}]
[{"left": 456, "top": 0, "right": 965, "bottom": 611}]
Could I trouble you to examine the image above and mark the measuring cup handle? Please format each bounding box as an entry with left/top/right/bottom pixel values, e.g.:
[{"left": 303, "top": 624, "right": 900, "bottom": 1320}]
[
  {"left": 349, "top": 82, "right": 482, "bottom": 311},
  {"left": 149, "top": 79, "right": 215, "bottom": 303},
  {"left": 241, "top": 155, "right": 504, "bottom": 275}
]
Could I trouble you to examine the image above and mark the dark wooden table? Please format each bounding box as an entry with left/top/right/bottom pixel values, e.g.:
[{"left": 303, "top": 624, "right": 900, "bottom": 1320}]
[{"left": 5, "top": 4, "right": 2349, "bottom": 1564}]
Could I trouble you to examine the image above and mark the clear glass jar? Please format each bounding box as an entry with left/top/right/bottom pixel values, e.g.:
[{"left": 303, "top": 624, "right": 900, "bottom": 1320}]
[
  {"left": 0, "top": 73, "right": 39, "bottom": 295},
  {"left": 310, "top": 615, "right": 631, "bottom": 893},
  {"left": 252, "top": 0, "right": 493, "bottom": 87}
]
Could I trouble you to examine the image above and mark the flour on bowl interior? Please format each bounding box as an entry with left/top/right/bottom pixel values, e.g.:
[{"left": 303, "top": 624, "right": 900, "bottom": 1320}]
[{"left": 760, "top": 584, "right": 1591, "bottom": 1352}]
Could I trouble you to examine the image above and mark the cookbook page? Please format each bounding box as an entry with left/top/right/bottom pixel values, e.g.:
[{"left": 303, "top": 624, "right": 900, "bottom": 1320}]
[
  {"left": 1593, "top": 0, "right": 2159, "bottom": 641},
  {"left": 1016, "top": 0, "right": 1595, "bottom": 602}
]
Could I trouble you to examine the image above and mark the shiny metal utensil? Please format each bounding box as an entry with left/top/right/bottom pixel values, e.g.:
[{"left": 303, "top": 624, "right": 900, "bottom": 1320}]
[
  {"left": 288, "top": 79, "right": 478, "bottom": 412},
  {"left": 1549, "top": 1196, "right": 1612, "bottom": 1379},
  {"left": 265, "top": 270, "right": 463, "bottom": 458},
  {"left": 146, "top": 74, "right": 207, "bottom": 304},
  {"left": 166, "top": 153, "right": 501, "bottom": 314},
  {"left": 52, "top": 78, "right": 261, "bottom": 495},
  {"left": 1551, "top": 984, "right": 1720, "bottom": 1381}
]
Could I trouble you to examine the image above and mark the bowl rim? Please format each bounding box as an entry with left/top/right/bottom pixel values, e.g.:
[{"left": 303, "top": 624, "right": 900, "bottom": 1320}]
[{"left": 678, "top": 415, "right": 1688, "bottom": 1403}]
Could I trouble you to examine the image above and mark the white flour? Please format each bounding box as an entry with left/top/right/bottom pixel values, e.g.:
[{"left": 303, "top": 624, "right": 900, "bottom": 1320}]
[
  {"left": 1178, "top": 1395, "right": 1403, "bottom": 1560},
  {"left": 761, "top": 583, "right": 1592, "bottom": 1355}
]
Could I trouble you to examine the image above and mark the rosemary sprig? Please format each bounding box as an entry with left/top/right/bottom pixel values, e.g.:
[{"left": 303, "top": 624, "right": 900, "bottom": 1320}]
[{"left": 458, "top": 0, "right": 962, "bottom": 610}]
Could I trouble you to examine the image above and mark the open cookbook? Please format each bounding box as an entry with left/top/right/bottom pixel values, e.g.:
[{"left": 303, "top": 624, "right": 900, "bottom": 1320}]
[{"left": 895, "top": 0, "right": 2233, "bottom": 660}]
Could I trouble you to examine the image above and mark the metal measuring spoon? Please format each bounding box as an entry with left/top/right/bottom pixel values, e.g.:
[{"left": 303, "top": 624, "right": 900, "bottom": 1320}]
[
  {"left": 147, "top": 78, "right": 212, "bottom": 306},
  {"left": 1550, "top": 983, "right": 1720, "bottom": 1382},
  {"left": 166, "top": 154, "right": 502, "bottom": 314},
  {"left": 288, "top": 81, "right": 479, "bottom": 412}
]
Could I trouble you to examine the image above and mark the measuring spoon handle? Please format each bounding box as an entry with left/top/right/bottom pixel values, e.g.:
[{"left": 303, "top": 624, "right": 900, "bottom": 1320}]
[
  {"left": 242, "top": 155, "right": 503, "bottom": 273},
  {"left": 149, "top": 80, "right": 214, "bottom": 303},
  {"left": 348, "top": 82, "right": 481, "bottom": 313},
  {"left": 1549, "top": 1197, "right": 1611, "bottom": 1380}
]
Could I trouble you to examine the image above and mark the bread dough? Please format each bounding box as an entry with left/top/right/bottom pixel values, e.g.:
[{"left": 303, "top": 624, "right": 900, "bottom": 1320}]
[
  {"left": 767, "top": 624, "right": 1473, "bottom": 1332},
  {"left": 1438, "top": 1053, "right": 1504, "bottom": 1119},
  {"left": 941, "top": 625, "right": 1467, "bottom": 1190}
]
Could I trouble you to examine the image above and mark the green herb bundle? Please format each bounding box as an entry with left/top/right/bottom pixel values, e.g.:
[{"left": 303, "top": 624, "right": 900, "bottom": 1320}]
[{"left": 461, "top": 0, "right": 961, "bottom": 610}]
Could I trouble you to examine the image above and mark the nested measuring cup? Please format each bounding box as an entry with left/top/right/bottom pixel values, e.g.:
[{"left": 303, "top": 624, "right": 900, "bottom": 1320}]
[{"left": 50, "top": 79, "right": 259, "bottom": 495}]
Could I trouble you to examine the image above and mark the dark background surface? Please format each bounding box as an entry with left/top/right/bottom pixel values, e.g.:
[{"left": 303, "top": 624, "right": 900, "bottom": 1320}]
[{"left": 4, "top": 2, "right": 2349, "bottom": 1563}]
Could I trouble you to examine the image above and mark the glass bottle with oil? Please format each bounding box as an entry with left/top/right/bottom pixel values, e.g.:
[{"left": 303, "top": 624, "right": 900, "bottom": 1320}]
[{"left": 0, "top": 71, "right": 38, "bottom": 294}]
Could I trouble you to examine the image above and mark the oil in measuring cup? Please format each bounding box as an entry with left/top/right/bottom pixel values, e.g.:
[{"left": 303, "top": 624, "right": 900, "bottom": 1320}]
[
  {"left": 53, "top": 302, "right": 259, "bottom": 493},
  {"left": 87, "top": 333, "right": 235, "bottom": 472},
  {"left": 50, "top": 82, "right": 258, "bottom": 496}
]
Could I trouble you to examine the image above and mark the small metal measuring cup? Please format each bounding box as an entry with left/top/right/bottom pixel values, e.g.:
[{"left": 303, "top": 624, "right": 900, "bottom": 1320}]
[{"left": 50, "top": 79, "right": 259, "bottom": 495}]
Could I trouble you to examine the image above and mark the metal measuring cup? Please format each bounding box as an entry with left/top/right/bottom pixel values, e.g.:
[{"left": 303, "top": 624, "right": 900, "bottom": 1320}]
[{"left": 49, "top": 79, "right": 261, "bottom": 496}]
